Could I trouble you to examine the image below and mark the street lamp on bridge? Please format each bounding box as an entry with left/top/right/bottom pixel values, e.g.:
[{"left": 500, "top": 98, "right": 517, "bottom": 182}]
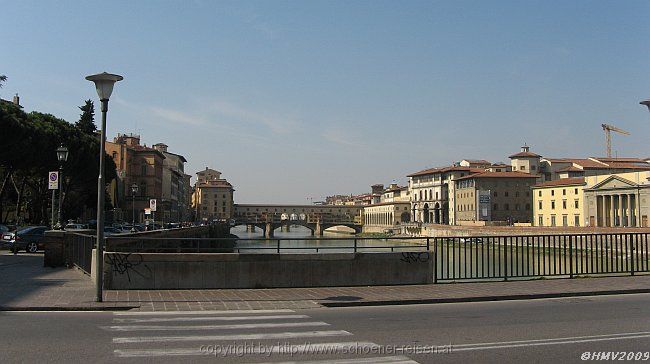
[
  {"left": 130, "top": 183, "right": 139, "bottom": 232},
  {"left": 55, "top": 144, "right": 69, "bottom": 230},
  {"left": 86, "top": 72, "right": 123, "bottom": 303}
]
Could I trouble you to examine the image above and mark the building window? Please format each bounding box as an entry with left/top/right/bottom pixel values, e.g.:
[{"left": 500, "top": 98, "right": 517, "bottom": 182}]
[
  {"left": 525, "top": 203, "right": 530, "bottom": 210},
  {"left": 504, "top": 204, "right": 510, "bottom": 210},
  {"left": 538, "top": 191, "right": 542, "bottom": 197},
  {"left": 562, "top": 215, "right": 568, "bottom": 227},
  {"left": 574, "top": 215, "right": 580, "bottom": 226},
  {"left": 551, "top": 201, "right": 555, "bottom": 209},
  {"left": 521, "top": 165, "right": 526, "bottom": 170},
  {"left": 551, "top": 215, "right": 556, "bottom": 226},
  {"left": 574, "top": 200, "right": 579, "bottom": 208},
  {"left": 515, "top": 204, "right": 520, "bottom": 211},
  {"left": 505, "top": 191, "right": 509, "bottom": 197},
  {"left": 538, "top": 215, "right": 543, "bottom": 226},
  {"left": 538, "top": 201, "right": 542, "bottom": 209},
  {"left": 562, "top": 200, "right": 567, "bottom": 209},
  {"left": 493, "top": 204, "right": 498, "bottom": 211},
  {"left": 563, "top": 189, "right": 566, "bottom": 196},
  {"left": 515, "top": 191, "right": 519, "bottom": 197},
  {"left": 551, "top": 190, "right": 555, "bottom": 196},
  {"left": 574, "top": 188, "right": 578, "bottom": 194},
  {"left": 531, "top": 165, "right": 536, "bottom": 170}
]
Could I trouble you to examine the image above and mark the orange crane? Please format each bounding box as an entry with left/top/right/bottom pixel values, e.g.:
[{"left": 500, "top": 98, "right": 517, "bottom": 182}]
[{"left": 601, "top": 123, "right": 630, "bottom": 158}]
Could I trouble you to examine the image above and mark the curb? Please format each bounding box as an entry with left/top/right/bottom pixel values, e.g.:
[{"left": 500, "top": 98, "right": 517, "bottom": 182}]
[
  {"left": 320, "top": 289, "right": 650, "bottom": 307},
  {"left": 0, "top": 306, "right": 139, "bottom": 312}
]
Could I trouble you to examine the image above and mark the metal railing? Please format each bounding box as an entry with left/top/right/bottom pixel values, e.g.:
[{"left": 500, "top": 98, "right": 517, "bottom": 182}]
[
  {"left": 101, "top": 233, "right": 650, "bottom": 282},
  {"left": 67, "top": 233, "right": 95, "bottom": 274}
]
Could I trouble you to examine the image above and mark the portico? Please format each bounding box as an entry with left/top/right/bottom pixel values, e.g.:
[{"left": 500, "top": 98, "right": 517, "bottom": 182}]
[{"left": 584, "top": 172, "right": 650, "bottom": 228}]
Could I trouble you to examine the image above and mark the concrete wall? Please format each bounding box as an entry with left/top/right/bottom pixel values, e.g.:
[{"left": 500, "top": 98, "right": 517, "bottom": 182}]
[
  {"left": 103, "top": 252, "right": 433, "bottom": 289},
  {"left": 401, "top": 223, "right": 650, "bottom": 237}
]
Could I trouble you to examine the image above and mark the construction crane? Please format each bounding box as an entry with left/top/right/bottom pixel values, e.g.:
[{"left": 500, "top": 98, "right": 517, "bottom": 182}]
[{"left": 601, "top": 123, "right": 630, "bottom": 158}]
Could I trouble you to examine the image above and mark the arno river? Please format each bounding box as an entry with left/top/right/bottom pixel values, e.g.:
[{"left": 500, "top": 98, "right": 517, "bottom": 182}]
[{"left": 229, "top": 225, "right": 641, "bottom": 280}]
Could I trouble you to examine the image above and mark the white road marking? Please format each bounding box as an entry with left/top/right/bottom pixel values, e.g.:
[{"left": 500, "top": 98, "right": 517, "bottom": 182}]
[
  {"left": 113, "top": 330, "right": 353, "bottom": 344},
  {"left": 449, "top": 331, "right": 650, "bottom": 352},
  {"left": 113, "top": 309, "right": 294, "bottom": 316},
  {"left": 113, "top": 314, "right": 310, "bottom": 323},
  {"left": 106, "top": 321, "right": 329, "bottom": 331},
  {"left": 262, "top": 356, "right": 418, "bottom": 364},
  {"left": 114, "top": 341, "right": 381, "bottom": 358}
]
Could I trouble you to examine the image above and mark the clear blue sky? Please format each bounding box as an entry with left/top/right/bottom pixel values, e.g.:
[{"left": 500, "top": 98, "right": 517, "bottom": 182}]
[{"left": 2, "top": 0, "right": 649, "bottom": 203}]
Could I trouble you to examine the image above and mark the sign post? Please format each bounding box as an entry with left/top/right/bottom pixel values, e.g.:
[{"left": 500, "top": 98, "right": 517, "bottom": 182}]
[
  {"left": 150, "top": 199, "right": 157, "bottom": 229},
  {"left": 48, "top": 172, "right": 59, "bottom": 229}
]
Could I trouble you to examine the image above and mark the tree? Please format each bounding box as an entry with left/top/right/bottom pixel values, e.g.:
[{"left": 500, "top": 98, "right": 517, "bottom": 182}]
[
  {"left": 0, "top": 75, "right": 6, "bottom": 88},
  {"left": 75, "top": 99, "right": 96, "bottom": 134}
]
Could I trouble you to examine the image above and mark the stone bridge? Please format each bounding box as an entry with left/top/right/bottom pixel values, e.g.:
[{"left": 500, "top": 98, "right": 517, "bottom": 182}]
[{"left": 233, "top": 204, "right": 364, "bottom": 237}]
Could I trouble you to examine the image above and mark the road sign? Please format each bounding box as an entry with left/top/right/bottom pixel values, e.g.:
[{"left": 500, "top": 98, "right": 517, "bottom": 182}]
[
  {"left": 48, "top": 171, "right": 59, "bottom": 190},
  {"left": 149, "top": 199, "right": 157, "bottom": 211},
  {"left": 144, "top": 208, "right": 151, "bottom": 215}
]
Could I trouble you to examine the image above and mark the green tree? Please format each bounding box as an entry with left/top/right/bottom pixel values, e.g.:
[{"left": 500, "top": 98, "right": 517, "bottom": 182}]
[
  {"left": 0, "top": 75, "right": 6, "bottom": 88},
  {"left": 75, "top": 99, "right": 96, "bottom": 134}
]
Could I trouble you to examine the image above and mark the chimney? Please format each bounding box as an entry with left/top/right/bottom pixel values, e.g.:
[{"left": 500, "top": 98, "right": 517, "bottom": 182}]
[{"left": 12, "top": 94, "right": 19, "bottom": 106}]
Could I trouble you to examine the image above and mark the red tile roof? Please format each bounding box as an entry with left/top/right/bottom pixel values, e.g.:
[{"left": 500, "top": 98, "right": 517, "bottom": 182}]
[
  {"left": 557, "top": 166, "right": 584, "bottom": 172},
  {"left": 509, "top": 151, "right": 541, "bottom": 158},
  {"left": 532, "top": 177, "right": 585, "bottom": 188},
  {"left": 407, "top": 166, "right": 481, "bottom": 177},
  {"left": 455, "top": 171, "right": 539, "bottom": 181}
]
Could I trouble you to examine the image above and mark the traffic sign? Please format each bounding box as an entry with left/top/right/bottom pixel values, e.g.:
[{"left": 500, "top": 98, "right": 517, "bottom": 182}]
[
  {"left": 149, "top": 199, "right": 157, "bottom": 211},
  {"left": 48, "top": 171, "right": 59, "bottom": 190},
  {"left": 144, "top": 208, "right": 151, "bottom": 215}
]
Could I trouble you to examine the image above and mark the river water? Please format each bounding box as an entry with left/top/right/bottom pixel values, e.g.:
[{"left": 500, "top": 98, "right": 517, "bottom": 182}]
[
  {"left": 230, "top": 225, "right": 425, "bottom": 253},
  {"left": 230, "top": 225, "right": 641, "bottom": 280}
]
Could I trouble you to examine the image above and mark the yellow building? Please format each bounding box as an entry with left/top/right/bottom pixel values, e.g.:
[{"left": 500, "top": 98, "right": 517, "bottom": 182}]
[{"left": 532, "top": 178, "right": 586, "bottom": 227}]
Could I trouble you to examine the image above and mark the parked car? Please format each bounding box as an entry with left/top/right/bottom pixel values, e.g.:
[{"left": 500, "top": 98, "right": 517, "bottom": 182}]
[
  {"left": 8, "top": 226, "right": 48, "bottom": 253},
  {"left": 65, "top": 223, "right": 88, "bottom": 230},
  {"left": 103, "top": 227, "right": 123, "bottom": 236}
]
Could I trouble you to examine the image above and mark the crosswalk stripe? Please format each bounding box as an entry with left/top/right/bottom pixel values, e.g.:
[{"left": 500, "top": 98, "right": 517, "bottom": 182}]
[
  {"left": 113, "top": 341, "right": 381, "bottom": 358},
  {"left": 113, "top": 314, "right": 310, "bottom": 323},
  {"left": 113, "top": 330, "right": 353, "bottom": 344},
  {"left": 113, "top": 309, "right": 294, "bottom": 316},
  {"left": 260, "top": 356, "right": 419, "bottom": 364},
  {"left": 106, "top": 321, "right": 330, "bottom": 331}
]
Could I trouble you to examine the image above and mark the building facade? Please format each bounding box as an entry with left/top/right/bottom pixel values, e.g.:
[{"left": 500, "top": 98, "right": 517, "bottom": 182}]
[
  {"left": 192, "top": 168, "right": 235, "bottom": 222},
  {"left": 106, "top": 134, "right": 165, "bottom": 223},
  {"left": 532, "top": 177, "right": 586, "bottom": 227},
  {"left": 583, "top": 171, "right": 650, "bottom": 227},
  {"left": 153, "top": 143, "right": 190, "bottom": 223},
  {"left": 454, "top": 171, "right": 538, "bottom": 224}
]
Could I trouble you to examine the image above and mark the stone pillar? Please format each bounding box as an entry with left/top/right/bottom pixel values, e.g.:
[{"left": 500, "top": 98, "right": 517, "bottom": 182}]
[
  {"left": 265, "top": 223, "right": 274, "bottom": 238},
  {"left": 609, "top": 195, "right": 615, "bottom": 227},
  {"left": 627, "top": 194, "right": 634, "bottom": 227},
  {"left": 596, "top": 195, "right": 603, "bottom": 227},
  {"left": 315, "top": 221, "right": 323, "bottom": 236},
  {"left": 617, "top": 194, "right": 624, "bottom": 227}
]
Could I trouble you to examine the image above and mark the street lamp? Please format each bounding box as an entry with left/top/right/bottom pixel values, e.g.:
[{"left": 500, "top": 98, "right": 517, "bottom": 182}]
[
  {"left": 640, "top": 99, "right": 650, "bottom": 113},
  {"left": 86, "top": 72, "right": 123, "bottom": 302},
  {"left": 130, "top": 183, "right": 139, "bottom": 232},
  {"left": 55, "top": 144, "right": 69, "bottom": 229}
]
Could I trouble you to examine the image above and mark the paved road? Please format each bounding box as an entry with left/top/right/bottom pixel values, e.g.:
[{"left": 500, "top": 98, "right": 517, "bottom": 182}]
[{"left": 0, "top": 294, "right": 649, "bottom": 363}]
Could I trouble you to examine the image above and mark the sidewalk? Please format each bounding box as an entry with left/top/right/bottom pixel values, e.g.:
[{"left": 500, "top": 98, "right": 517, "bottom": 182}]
[{"left": 1, "top": 252, "right": 649, "bottom": 311}]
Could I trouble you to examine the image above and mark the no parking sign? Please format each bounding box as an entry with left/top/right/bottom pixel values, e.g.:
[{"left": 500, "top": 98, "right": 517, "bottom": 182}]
[{"left": 48, "top": 171, "right": 59, "bottom": 190}]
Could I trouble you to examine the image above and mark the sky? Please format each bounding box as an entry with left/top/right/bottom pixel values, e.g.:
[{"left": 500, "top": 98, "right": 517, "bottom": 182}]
[{"left": 1, "top": 0, "right": 649, "bottom": 204}]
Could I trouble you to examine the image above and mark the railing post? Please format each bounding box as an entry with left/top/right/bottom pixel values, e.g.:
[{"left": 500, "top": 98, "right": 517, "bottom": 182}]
[
  {"left": 630, "top": 233, "right": 635, "bottom": 276},
  {"left": 433, "top": 237, "right": 438, "bottom": 284},
  {"left": 277, "top": 239, "right": 280, "bottom": 254},
  {"left": 427, "top": 237, "right": 430, "bottom": 251},
  {"left": 569, "top": 235, "right": 574, "bottom": 279},
  {"left": 354, "top": 238, "right": 358, "bottom": 253},
  {"left": 503, "top": 237, "right": 508, "bottom": 281}
]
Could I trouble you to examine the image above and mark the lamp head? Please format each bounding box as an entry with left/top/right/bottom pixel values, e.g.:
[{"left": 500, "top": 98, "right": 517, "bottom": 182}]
[
  {"left": 640, "top": 99, "right": 650, "bottom": 111},
  {"left": 56, "top": 144, "right": 69, "bottom": 162},
  {"left": 85, "top": 72, "right": 123, "bottom": 101}
]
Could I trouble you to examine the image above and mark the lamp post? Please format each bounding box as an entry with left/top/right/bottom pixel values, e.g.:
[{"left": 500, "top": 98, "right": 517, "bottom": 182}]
[
  {"left": 55, "top": 144, "right": 69, "bottom": 229},
  {"left": 86, "top": 72, "right": 123, "bottom": 302},
  {"left": 130, "top": 183, "right": 139, "bottom": 232},
  {"left": 640, "top": 99, "right": 650, "bottom": 113}
]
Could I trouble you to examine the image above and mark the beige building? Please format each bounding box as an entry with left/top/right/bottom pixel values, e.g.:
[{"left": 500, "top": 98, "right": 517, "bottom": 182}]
[
  {"left": 363, "top": 202, "right": 411, "bottom": 228},
  {"left": 584, "top": 171, "right": 650, "bottom": 227},
  {"left": 192, "top": 168, "right": 235, "bottom": 222},
  {"left": 532, "top": 177, "right": 586, "bottom": 227},
  {"left": 509, "top": 145, "right": 542, "bottom": 174},
  {"left": 454, "top": 171, "right": 538, "bottom": 224},
  {"left": 407, "top": 166, "right": 483, "bottom": 225},
  {"left": 153, "top": 143, "right": 190, "bottom": 223},
  {"left": 380, "top": 183, "right": 409, "bottom": 203}
]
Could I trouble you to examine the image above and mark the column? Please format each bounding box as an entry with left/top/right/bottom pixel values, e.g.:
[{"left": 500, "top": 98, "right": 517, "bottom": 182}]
[
  {"left": 628, "top": 194, "right": 635, "bottom": 227},
  {"left": 617, "top": 194, "right": 624, "bottom": 227},
  {"left": 597, "top": 195, "right": 603, "bottom": 227},
  {"left": 608, "top": 195, "right": 615, "bottom": 227}
]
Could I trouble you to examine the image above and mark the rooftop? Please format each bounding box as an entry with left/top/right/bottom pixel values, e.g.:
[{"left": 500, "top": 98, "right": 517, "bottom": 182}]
[
  {"left": 456, "top": 171, "right": 540, "bottom": 181},
  {"left": 532, "top": 177, "right": 586, "bottom": 188}
]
